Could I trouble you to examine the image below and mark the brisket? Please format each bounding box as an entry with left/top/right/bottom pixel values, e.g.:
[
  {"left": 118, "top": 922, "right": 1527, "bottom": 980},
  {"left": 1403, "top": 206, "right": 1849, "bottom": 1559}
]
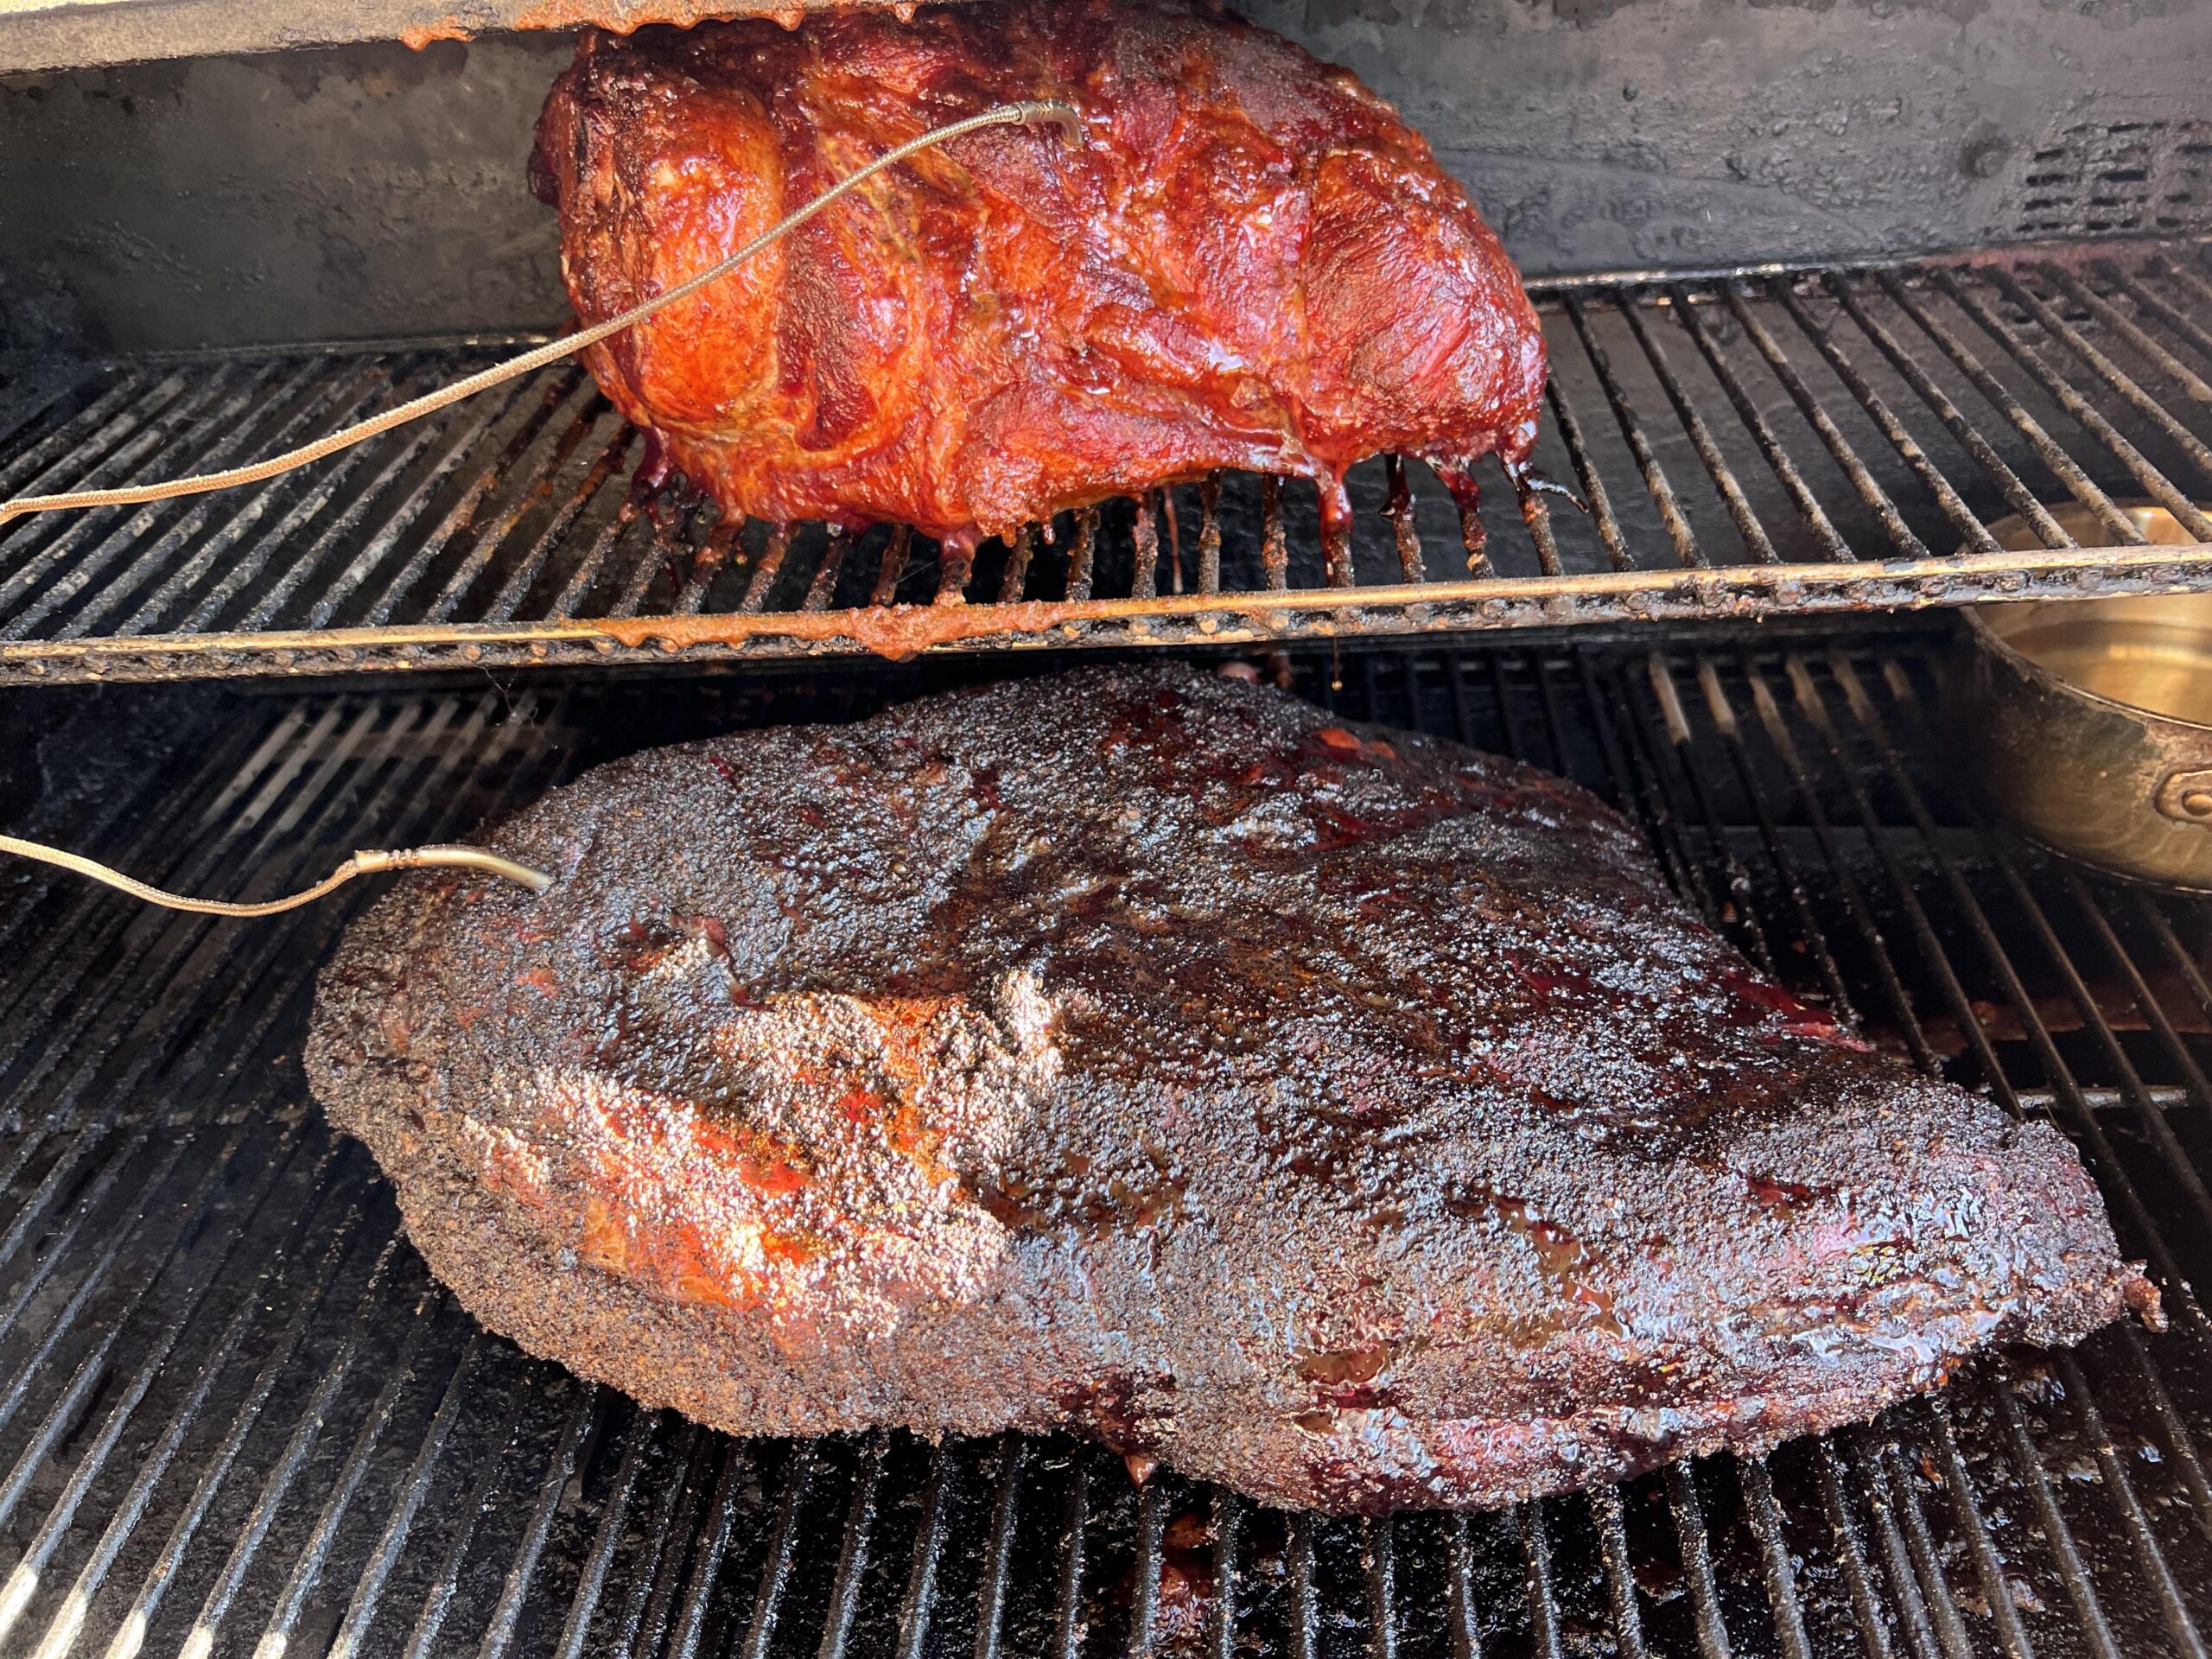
[{"left": 306, "top": 663, "right": 2155, "bottom": 1513}]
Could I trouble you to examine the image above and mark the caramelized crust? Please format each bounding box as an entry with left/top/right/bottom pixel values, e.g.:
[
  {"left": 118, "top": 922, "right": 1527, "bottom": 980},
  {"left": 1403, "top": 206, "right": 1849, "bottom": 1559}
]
[
  {"left": 528, "top": 0, "right": 1548, "bottom": 553},
  {"left": 307, "top": 665, "right": 2154, "bottom": 1513}
]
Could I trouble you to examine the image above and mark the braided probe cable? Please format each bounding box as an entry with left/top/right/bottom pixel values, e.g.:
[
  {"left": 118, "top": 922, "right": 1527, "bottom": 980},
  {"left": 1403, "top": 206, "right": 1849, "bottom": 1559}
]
[
  {"left": 0, "top": 836, "right": 550, "bottom": 917},
  {"left": 0, "top": 99, "right": 1082, "bottom": 528}
]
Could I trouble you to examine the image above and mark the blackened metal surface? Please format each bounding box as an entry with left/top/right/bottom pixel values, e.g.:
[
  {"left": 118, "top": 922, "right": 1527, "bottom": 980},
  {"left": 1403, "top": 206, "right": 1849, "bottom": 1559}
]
[
  {"left": 3, "top": 627, "right": 2212, "bottom": 1657},
  {"left": 6, "top": 244, "right": 2212, "bottom": 683}
]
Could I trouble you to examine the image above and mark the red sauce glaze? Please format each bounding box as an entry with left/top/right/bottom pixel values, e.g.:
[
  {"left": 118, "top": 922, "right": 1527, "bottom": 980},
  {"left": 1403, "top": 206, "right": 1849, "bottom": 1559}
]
[{"left": 528, "top": 0, "right": 1548, "bottom": 545}]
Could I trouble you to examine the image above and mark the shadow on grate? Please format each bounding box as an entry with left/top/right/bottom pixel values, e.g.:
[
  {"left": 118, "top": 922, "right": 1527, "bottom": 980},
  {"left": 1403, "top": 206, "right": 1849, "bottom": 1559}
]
[
  {"left": 2, "top": 623, "right": 2211, "bottom": 1659},
  {"left": 8, "top": 238, "right": 2212, "bottom": 683}
]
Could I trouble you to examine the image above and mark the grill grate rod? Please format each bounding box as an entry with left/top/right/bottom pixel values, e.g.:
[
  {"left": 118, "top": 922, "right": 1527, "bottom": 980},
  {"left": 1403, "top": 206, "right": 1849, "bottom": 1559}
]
[
  {"left": 1658, "top": 1468, "right": 1731, "bottom": 1657},
  {"left": 898, "top": 1446, "right": 962, "bottom": 1659},
  {"left": 818, "top": 1434, "right": 888, "bottom": 1659},
  {"left": 970, "top": 1439, "right": 1026, "bottom": 1659},
  {"left": 1921, "top": 1402, "right": 2038, "bottom": 1657},
  {"left": 1988, "top": 1377, "right": 2127, "bottom": 1659},
  {"left": 545, "top": 1400, "right": 655, "bottom": 1659},
  {"left": 1736, "top": 1459, "right": 1813, "bottom": 1659},
  {"left": 1878, "top": 271, "right": 2146, "bottom": 543},
  {"left": 1586, "top": 1489, "right": 1647, "bottom": 1658},
  {"left": 1517, "top": 1502, "right": 1565, "bottom": 1659},
  {"left": 396, "top": 1385, "right": 526, "bottom": 1659},
  {"left": 674, "top": 1439, "right": 754, "bottom": 1659},
  {"left": 1948, "top": 270, "right": 2212, "bottom": 537},
  {"left": 482, "top": 1384, "right": 609, "bottom": 1659},
  {"left": 1050, "top": 1451, "right": 1087, "bottom": 1659},
  {"left": 625, "top": 1427, "right": 716, "bottom": 1659}
]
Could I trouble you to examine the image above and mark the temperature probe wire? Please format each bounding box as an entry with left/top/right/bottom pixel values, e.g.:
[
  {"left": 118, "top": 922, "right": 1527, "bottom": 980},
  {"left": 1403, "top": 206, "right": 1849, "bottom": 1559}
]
[
  {"left": 0, "top": 99, "right": 1081, "bottom": 529},
  {"left": 0, "top": 836, "right": 552, "bottom": 915}
]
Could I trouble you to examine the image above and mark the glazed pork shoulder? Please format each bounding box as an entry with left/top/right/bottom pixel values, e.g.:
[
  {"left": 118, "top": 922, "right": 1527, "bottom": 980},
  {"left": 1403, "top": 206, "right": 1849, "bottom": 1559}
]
[
  {"left": 305, "top": 664, "right": 2155, "bottom": 1514},
  {"left": 527, "top": 0, "right": 1548, "bottom": 578}
]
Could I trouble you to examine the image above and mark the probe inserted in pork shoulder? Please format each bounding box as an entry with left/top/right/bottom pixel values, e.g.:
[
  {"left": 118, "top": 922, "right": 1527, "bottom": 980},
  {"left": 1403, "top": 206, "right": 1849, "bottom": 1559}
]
[
  {"left": 307, "top": 664, "right": 2154, "bottom": 1514},
  {"left": 528, "top": 0, "right": 1548, "bottom": 577}
]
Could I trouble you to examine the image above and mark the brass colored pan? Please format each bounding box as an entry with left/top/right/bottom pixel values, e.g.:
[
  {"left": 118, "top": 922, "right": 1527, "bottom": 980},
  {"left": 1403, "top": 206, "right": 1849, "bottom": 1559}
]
[{"left": 1950, "top": 502, "right": 2212, "bottom": 888}]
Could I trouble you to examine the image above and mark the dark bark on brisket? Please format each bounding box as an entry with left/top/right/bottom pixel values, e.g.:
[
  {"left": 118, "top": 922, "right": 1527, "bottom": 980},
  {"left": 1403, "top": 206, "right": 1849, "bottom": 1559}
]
[{"left": 306, "top": 664, "right": 2154, "bottom": 1513}]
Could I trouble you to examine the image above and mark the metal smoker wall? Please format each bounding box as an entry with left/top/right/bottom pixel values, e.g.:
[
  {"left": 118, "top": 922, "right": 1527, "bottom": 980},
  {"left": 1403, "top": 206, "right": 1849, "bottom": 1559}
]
[{"left": 3, "top": 0, "right": 2212, "bottom": 355}]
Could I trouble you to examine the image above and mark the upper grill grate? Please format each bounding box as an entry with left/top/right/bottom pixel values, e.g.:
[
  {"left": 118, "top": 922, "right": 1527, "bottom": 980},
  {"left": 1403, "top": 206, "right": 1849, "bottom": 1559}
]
[
  {"left": 1, "top": 627, "right": 2210, "bottom": 1659},
  {"left": 5, "top": 238, "right": 2212, "bottom": 685}
]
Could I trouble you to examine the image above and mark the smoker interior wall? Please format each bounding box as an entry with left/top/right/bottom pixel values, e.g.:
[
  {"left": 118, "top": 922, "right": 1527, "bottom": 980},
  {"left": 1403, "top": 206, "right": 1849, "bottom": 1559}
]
[
  {"left": 1, "top": 0, "right": 2209, "bottom": 355},
  {"left": 0, "top": 32, "right": 575, "bottom": 357}
]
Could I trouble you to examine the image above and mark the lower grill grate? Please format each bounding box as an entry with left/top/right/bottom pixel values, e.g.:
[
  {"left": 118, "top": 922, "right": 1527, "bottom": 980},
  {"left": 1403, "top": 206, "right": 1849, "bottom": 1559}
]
[
  {"left": 7, "top": 238, "right": 2212, "bottom": 685},
  {"left": 2, "top": 626, "right": 2211, "bottom": 1659}
]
